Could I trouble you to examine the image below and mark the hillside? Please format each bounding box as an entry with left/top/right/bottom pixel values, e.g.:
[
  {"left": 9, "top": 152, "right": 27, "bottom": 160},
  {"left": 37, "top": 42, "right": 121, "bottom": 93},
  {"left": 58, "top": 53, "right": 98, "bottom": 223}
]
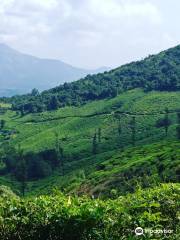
[
  {"left": 0, "top": 45, "right": 179, "bottom": 198},
  {"left": 76, "top": 141, "right": 180, "bottom": 197},
  {"left": 0, "top": 89, "right": 180, "bottom": 196},
  {"left": 0, "top": 43, "right": 108, "bottom": 97},
  {"left": 0, "top": 45, "right": 180, "bottom": 239},
  {"left": 8, "top": 44, "right": 180, "bottom": 114},
  {"left": 1, "top": 89, "right": 180, "bottom": 154}
]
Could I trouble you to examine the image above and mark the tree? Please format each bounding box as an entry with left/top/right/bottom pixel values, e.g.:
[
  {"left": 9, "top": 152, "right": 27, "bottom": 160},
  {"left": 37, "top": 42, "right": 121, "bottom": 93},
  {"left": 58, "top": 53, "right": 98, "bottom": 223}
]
[
  {"left": 26, "top": 152, "right": 52, "bottom": 180},
  {"left": 97, "top": 128, "right": 102, "bottom": 143},
  {"left": 117, "top": 119, "right": 122, "bottom": 137},
  {"left": 130, "top": 116, "right": 136, "bottom": 146},
  {"left": 15, "top": 145, "right": 27, "bottom": 196},
  {"left": 0, "top": 119, "right": 5, "bottom": 129},
  {"left": 92, "top": 132, "right": 98, "bottom": 154},
  {"left": 164, "top": 108, "right": 171, "bottom": 136},
  {"left": 113, "top": 113, "right": 122, "bottom": 147},
  {"left": 55, "top": 132, "right": 64, "bottom": 175},
  {"left": 20, "top": 106, "right": 25, "bottom": 117},
  {"left": 176, "top": 126, "right": 180, "bottom": 140},
  {"left": 49, "top": 96, "right": 59, "bottom": 110},
  {"left": 113, "top": 113, "right": 122, "bottom": 136},
  {"left": 156, "top": 108, "right": 171, "bottom": 137},
  {"left": 2, "top": 145, "right": 17, "bottom": 173},
  {"left": 176, "top": 112, "right": 180, "bottom": 140},
  {"left": 177, "top": 112, "right": 180, "bottom": 124},
  {"left": 31, "top": 88, "right": 39, "bottom": 96}
]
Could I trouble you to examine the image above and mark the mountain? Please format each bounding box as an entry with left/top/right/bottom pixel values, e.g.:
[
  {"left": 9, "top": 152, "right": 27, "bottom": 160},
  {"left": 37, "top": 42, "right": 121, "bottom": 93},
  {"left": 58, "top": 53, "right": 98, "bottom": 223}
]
[
  {"left": 0, "top": 43, "right": 109, "bottom": 97},
  {"left": 9, "top": 44, "right": 180, "bottom": 114}
]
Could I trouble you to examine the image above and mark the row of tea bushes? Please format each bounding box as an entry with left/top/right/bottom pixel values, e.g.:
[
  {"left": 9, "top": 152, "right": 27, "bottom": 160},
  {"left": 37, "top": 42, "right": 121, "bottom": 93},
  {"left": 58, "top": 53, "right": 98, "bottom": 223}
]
[{"left": 0, "top": 184, "right": 179, "bottom": 240}]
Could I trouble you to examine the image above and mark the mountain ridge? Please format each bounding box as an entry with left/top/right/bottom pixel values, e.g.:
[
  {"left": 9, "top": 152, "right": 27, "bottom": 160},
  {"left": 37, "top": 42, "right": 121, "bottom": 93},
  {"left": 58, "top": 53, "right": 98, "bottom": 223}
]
[
  {"left": 0, "top": 43, "right": 109, "bottom": 97},
  {"left": 8, "top": 44, "right": 180, "bottom": 114}
]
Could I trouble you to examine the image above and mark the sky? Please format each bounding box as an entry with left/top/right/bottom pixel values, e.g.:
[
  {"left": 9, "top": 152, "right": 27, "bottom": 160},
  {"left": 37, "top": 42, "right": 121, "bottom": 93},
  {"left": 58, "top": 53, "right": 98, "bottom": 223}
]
[{"left": 0, "top": 0, "right": 180, "bottom": 69}]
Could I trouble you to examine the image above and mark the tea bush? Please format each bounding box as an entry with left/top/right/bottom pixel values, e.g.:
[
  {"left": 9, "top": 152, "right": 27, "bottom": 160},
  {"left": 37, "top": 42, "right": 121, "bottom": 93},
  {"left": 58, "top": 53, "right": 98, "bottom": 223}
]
[{"left": 0, "top": 183, "right": 179, "bottom": 240}]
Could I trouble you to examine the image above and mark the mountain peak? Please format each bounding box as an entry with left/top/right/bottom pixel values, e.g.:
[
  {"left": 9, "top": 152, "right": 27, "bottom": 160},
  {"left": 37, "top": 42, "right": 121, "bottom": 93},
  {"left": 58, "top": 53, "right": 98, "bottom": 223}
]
[
  {"left": 0, "top": 43, "right": 16, "bottom": 54},
  {"left": 0, "top": 43, "right": 11, "bottom": 49},
  {"left": 0, "top": 43, "right": 109, "bottom": 97}
]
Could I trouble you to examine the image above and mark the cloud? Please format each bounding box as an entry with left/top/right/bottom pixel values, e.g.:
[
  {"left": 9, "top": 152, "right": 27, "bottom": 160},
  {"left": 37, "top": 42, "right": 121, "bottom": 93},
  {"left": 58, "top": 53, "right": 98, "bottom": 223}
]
[
  {"left": 0, "top": 0, "right": 179, "bottom": 69},
  {"left": 89, "top": 0, "right": 160, "bottom": 19},
  {"left": 27, "top": 0, "right": 58, "bottom": 10},
  {"left": 0, "top": 0, "right": 14, "bottom": 11},
  {"left": 85, "top": 0, "right": 162, "bottom": 27},
  {"left": 0, "top": 0, "right": 71, "bottom": 45},
  {"left": 64, "top": 0, "right": 162, "bottom": 51}
]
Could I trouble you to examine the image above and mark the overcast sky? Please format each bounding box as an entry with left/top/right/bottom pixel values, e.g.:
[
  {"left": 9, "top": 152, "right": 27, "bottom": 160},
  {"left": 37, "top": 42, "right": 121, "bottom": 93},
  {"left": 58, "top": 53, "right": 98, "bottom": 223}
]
[{"left": 0, "top": 0, "right": 179, "bottom": 69}]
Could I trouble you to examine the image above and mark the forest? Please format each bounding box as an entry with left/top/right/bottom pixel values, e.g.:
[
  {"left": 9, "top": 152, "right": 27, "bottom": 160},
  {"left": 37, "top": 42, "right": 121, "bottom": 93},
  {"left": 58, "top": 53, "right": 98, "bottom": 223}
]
[{"left": 2, "top": 45, "right": 180, "bottom": 114}]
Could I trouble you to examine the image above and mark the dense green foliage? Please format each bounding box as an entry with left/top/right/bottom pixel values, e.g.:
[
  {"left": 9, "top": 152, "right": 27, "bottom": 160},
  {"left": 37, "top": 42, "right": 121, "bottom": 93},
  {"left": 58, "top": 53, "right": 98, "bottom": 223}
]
[
  {"left": 1, "top": 146, "right": 61, "bottom": 180},
  {"left": 5, "top": 45, "right": 180, "bottom": 114},
  {"left": 0, "top": 184, "right": 179, "bottom": 240},
  {"left": 0, "top": 89, "right": 180, "bottom": 195},
  {"left": 76, "top": 141, "right": 180, "bottom": 197},
  {"left": 0, "top": 185, "right": 18, "bottom": 199}
]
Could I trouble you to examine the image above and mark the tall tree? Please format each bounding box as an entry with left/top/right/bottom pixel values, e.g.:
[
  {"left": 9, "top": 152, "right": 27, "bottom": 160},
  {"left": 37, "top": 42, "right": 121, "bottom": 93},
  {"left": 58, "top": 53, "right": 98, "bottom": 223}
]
[
  {"left": 0, "top": 119, "right": 5, "bottom": 129},
  {"left": 49, "top": 96, "right": 59, "bottom": 110},
  {"left": 130, "top": 116, "right": 136, "bottom": 146},
  {"left": 176, "top": 112, "right": 180, "bottom": 140},
  {"left": 156, "top": 108, "right": 171, "bottom": 137},
  {"left": 55, "top": 132, "right": 64, "bottom": 176},
  {"left": 20, "top": 106, "right": 25, "bottom": 117},
  {"left": 118, "top": 120, "right": 122, "bottom": 137},
  {"left": 31, "top": 88, "right": 39, "bottom": 96},
  {"left": 113, "top": 113, "right": 122, "bottom": 136},
  {"left": 92, "top": 132, "right": 98, "bottom": 154},
  {"left": 98, "top": 128, "right": 102, "bottom": 143},
  {"left": 15, "top": 145, "right": 27, "bottom": 196},
  {"left": 164, "top": 108, "right": 171, "bottom": 137}
]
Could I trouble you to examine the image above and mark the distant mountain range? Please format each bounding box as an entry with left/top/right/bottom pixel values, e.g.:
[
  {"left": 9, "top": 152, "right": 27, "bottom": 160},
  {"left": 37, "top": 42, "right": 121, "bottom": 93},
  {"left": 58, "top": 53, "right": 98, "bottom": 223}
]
[{"left": 0, "top": 43, "right": 109, "bottom": 97}]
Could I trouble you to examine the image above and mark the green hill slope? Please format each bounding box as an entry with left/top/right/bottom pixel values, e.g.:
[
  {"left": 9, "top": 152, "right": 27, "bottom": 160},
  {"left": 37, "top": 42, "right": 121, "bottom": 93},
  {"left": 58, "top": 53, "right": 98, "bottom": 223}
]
[
  {"left": 10, "top": 140, "right": 177, "bottom": 197},
  {"left": 0, "top": 89, "right": 180, "bottom": 195},
  {"left": 1, "top": 89, "right": 180, "bottom": 154},
  {"left": 76, "top": 141, "right": 180, "bottom": 197},
  {"left": 1, "top": 45, "right": 180, "bottom": 197}
]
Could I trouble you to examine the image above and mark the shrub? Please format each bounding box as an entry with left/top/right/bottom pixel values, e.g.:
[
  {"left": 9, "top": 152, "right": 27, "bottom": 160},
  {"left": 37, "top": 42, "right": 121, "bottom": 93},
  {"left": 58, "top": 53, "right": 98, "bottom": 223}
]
[{"left": 0, "top": 183, "right": 179, "bottom": 240}]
